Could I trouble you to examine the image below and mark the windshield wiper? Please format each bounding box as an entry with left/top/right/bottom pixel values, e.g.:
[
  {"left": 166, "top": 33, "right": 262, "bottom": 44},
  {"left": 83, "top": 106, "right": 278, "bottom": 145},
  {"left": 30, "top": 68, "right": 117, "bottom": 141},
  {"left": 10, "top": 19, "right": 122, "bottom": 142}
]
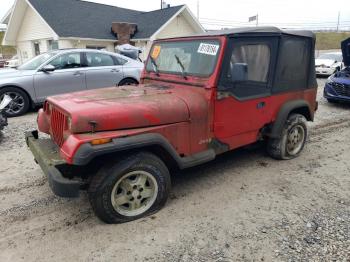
[
  {"left": 150, "top": 56, "right": 160, "bottom": 76},
  {"left": 175, "top": 55, "right": 187, "bottom": 79}
]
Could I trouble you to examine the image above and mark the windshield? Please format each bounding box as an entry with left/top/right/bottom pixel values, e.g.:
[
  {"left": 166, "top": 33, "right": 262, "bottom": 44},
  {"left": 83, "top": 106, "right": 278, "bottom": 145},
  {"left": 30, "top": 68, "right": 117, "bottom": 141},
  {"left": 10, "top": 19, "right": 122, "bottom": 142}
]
[
  {"left": 18, "top": 52, "right": 59, "bottom": 70},
  {"left": 318, "top": 53, "right": 342, "bottom": 61},
  {"left": 146, "top": 40, "right": 221, "bottom": 77}
]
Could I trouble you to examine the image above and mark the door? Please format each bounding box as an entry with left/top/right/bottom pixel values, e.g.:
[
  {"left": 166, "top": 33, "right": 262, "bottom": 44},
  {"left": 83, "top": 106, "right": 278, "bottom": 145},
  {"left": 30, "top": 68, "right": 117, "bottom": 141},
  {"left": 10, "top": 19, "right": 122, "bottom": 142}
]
[
  {"left": 34, "top": 52, "right": 86, "bottom": 102},
  {"left": 214, "top": 37, "right": 278, "bottom": 145},
  {"left": 84, "top": 52, "right": 124, "bottom": 89}
]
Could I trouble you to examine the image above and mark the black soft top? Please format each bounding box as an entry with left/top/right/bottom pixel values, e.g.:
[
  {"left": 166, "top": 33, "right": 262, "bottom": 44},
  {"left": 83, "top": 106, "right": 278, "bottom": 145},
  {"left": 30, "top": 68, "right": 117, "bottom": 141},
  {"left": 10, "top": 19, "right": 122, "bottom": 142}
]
[{"left": 197, "top": 26, "right": 315, "bottom": 39}]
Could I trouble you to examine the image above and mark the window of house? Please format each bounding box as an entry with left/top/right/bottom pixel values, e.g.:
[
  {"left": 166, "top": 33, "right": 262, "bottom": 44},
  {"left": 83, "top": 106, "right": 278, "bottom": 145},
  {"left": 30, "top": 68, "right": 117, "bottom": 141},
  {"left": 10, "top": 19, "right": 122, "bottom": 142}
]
[
  {"left": 49, "top": 52, "right": 81, "bottom": 70},
  {"left": 86, "top": 52, "right": 115, "bottom": 67},
  {"left": 48, "top": 40, "right": 59, "bottom": 51},
  {"left": 33, "top": 42, "right": 40, "bottom": 56},
  {"left": 86, "top": 46, "right": 107, "bottom": 50}
]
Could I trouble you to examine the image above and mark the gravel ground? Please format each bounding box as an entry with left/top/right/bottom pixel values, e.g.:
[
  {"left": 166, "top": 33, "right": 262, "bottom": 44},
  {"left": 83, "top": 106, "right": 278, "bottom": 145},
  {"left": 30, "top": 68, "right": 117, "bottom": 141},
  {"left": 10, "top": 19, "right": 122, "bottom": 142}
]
[{"left": 0, "top": 78, "right": 349, "bottom": 262}]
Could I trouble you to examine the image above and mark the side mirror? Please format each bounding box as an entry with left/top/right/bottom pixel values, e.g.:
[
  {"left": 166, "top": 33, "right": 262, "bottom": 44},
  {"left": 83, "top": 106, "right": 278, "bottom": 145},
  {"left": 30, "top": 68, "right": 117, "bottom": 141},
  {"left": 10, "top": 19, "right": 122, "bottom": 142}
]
[
  {"left": 231, "top": 63, "right": 248, "bottom": 82},
  {"left": 41, "top": 64, "right": 55, "bottom": 72}
]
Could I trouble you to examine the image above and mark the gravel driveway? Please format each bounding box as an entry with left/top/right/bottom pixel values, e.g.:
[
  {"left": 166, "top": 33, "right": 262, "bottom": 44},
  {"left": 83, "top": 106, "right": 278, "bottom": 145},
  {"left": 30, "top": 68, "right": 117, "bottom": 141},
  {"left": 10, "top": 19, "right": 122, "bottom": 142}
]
[{"left": 0, "top": 78, "right": 349, "bottom": 262}]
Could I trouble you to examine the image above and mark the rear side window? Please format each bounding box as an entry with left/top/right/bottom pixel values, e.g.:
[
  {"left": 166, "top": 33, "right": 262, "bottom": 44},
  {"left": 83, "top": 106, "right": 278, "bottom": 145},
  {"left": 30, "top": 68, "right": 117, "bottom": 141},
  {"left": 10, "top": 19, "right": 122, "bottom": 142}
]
[
  {"left": 273, "top": 37, "right": 310, "bottom": 92},
  {"left": 86, "top": 53, "right": 115, "bottom": 67},
  {"left": 115, "top": 56, "right": 128, "bottom": 65},
  {"left": 228, "top": 44, "right": 270, "bottom": 82}
]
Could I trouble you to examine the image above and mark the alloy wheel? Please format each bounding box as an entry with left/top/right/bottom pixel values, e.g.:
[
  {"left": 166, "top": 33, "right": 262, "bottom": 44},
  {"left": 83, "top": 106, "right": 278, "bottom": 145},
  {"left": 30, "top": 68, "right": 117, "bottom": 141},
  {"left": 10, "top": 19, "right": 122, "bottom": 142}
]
[
  {"left": 0, "top": 91, "right": 25, "bottom": 115},
  {"left": 286, "top": 125, "right": 305, "bottom": 155},
  {"left": 111, "top": 170, "right": 158, "bottom": 217}
]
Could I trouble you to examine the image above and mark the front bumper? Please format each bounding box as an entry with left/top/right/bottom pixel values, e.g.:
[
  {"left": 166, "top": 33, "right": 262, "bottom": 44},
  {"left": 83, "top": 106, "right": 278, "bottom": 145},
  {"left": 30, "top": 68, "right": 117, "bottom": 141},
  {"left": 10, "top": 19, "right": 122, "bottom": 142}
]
[
  {"left": 316, "top": 67, "right": 335, "bottom": 76},
  {"left": 323, "top": 83, "right": 350, "bottom": 102},
  {"left": 25, "top": 130, "right": 81, "bottom": 198},
  {"left": 0, "top": 112, "right": 8, "bottom": 131}
]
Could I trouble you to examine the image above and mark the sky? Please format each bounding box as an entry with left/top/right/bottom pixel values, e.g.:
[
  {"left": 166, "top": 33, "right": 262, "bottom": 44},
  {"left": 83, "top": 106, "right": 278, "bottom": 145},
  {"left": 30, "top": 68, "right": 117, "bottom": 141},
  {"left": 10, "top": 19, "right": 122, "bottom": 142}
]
[{"left": 0, "top": 0, "right": 349, "bottom": 30}]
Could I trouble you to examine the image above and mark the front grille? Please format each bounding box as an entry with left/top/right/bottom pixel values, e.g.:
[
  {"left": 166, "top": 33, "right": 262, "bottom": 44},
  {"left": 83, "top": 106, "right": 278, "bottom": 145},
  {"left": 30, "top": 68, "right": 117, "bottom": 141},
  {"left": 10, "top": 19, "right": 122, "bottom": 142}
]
[
  {"left": 50, "top": 107, "right": 67, "bottom": 147},
  {"left": 330, "top": 82, "right": 350, "bottom": 97}
]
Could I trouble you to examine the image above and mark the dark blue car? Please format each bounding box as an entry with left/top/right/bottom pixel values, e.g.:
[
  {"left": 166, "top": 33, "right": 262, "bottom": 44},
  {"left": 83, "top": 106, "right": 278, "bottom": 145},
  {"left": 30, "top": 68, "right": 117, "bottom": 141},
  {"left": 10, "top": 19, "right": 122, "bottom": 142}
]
[{"left": 324, "top": 37, "right": 350, "bottom": 103}]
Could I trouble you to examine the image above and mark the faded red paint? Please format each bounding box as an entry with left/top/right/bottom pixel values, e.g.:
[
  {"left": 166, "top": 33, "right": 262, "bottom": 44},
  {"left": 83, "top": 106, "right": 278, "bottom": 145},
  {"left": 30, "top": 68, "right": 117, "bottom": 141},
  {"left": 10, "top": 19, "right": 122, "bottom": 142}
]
[{"left": 37, "top": 35, "right": 317, "bottom": 165}]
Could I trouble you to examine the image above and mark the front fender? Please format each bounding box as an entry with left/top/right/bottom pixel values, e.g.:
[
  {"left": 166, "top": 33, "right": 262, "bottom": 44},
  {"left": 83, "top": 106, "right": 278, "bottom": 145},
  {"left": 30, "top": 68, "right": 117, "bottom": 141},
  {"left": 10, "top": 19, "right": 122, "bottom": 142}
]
[
  {"left": 0, "top": 77, "right": 36, "bottom": 103},
  {"left": 71, "top": 133, "right": 215, "bottom": 169}
]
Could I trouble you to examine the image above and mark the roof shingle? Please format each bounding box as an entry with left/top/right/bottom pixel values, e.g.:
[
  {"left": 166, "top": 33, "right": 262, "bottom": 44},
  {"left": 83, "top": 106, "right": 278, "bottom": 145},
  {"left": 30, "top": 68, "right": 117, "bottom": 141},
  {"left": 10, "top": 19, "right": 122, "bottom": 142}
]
[{"left": 28, "top": 0, "right": 184, "bottom": 40}]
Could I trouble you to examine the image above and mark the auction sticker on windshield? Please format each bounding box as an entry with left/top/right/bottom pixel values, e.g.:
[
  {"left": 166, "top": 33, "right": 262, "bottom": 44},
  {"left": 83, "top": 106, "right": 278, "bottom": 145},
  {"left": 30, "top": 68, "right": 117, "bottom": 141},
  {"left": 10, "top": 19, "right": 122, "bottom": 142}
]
[
  {"left": 151, "top": 46, "right": 161, "bottom": 59},
  {"left": 197, "top": 43, "right": 219, "bottom": 56}
]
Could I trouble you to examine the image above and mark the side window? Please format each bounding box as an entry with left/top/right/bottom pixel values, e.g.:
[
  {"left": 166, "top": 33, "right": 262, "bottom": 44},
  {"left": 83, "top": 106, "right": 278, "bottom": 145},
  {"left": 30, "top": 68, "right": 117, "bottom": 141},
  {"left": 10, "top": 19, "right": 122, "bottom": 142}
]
[
  {"left": 49, "top": 53, "right": 81, "bottom": 70},
  {"left": 114, "top": 56, "right": 128, "bottom": 66},
  {"left": 86, "top": 53, "right": 115, "bottom": 67},
  {"left": 219, "top": 38, "right": 277, "bottom": 100},
  {"left": 274, "top": 37, "right": 310, "bottom": 91},
  {"left": 227, "top": 44, "right": 270, "bottom": 82}
]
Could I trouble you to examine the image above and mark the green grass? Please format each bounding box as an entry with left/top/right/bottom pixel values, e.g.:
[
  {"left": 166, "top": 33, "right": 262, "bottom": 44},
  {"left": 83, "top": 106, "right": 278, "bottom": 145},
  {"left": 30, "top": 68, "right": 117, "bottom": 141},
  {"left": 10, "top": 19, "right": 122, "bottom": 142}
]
[
  {"left": 0, "top": 31, "right": 17, "bottom": 58},
  {"left": 315, "top": 32, "right": 350, "bottom": 50}
]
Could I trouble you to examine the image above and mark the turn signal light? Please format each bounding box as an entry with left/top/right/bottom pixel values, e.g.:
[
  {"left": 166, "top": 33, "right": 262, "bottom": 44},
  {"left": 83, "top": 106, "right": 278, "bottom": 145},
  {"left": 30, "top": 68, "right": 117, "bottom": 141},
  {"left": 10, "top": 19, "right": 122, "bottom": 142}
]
[{"left": 90, "top": 138, "right": 112, "bottom": 146}]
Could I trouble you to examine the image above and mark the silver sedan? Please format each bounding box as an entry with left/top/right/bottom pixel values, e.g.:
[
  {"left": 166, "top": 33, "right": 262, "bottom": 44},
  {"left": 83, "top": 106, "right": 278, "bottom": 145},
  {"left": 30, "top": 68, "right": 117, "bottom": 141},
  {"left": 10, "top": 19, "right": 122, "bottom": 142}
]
[{"left": 0, "top": 49, "right": 144, "bottom": 116}]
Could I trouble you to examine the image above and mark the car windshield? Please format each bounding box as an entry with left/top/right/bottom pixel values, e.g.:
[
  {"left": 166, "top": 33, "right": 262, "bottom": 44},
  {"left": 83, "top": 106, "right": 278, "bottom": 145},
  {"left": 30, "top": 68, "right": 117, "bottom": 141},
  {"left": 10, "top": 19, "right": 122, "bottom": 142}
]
[
  {"left": 18, "top": 52, "right": 59, "bottom": 70},
  {"left": 146, "top": 40, "right": 221, "bottom": 77},
  {"left": 318, "top": 53, "right": 342, "bottom": 61}
]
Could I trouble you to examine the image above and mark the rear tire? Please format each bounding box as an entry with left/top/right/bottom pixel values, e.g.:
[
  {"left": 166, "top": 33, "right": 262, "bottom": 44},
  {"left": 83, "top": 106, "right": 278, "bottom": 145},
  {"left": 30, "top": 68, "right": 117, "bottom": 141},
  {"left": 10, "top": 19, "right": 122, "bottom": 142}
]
[
  {"left": 118, "top": 78, "right": 138, "bottom": 86},
  {"left": 0, "top": 87, "right": 30, "bottom": 117},
  {"left": 267, "top": 114, "right": 307, "bottom": 160},
  {"left": 88, "top": 152, "right": 171, "bottom": 224}
]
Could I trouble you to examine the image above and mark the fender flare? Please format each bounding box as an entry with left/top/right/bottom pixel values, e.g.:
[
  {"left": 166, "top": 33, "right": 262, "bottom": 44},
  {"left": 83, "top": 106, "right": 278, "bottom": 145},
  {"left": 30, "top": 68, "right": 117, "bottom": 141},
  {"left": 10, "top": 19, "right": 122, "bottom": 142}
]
[
  {"left": 269, "top": 99, "right": 312, "bottom": 138},
  {"left": 73, "top": 133, "right": 216, "bottom": 169}
]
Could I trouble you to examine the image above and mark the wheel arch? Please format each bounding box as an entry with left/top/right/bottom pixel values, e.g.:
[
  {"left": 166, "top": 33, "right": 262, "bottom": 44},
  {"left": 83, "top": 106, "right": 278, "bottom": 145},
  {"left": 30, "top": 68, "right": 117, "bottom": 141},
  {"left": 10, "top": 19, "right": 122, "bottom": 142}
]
[
  {"left": 269, "top": 100, "right": 313, "bottom": 138},
  {"left": 118, "top": 77, "right": 139, "bottom": 86},
  {"left": 73, "top": 133, "right": 215, "bottom": 170}
]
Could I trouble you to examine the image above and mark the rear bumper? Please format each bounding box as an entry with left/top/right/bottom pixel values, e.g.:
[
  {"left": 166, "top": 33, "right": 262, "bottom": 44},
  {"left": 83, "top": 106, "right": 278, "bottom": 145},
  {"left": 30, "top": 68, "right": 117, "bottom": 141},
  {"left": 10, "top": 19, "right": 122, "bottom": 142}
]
[{"left": 25, "top": 130, "right": 81, "bottom": 198}]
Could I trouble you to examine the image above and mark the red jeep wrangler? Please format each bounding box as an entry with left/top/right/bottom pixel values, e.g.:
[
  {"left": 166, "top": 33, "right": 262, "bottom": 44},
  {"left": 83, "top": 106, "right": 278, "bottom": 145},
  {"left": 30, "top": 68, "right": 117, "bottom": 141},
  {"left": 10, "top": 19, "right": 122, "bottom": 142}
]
[{"left": 26, "top": 27, "right": 318, "bottom": 223}]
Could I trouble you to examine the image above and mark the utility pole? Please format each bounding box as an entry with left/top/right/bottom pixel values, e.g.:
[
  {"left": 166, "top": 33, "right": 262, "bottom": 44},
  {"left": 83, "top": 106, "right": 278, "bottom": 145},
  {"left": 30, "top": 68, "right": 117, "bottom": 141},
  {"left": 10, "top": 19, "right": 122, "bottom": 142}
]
[
  {"left": 197, "top": 0, "right": 199, "bottom": 20},
  {"left": 161, "top": 0, "right": 163, "bottom": 9},
  {"left": 336, "top": 11, "right": 340, "bottom": 32},
  {"left": 256, "top": 13, "right": 259, "bottom": 27}
]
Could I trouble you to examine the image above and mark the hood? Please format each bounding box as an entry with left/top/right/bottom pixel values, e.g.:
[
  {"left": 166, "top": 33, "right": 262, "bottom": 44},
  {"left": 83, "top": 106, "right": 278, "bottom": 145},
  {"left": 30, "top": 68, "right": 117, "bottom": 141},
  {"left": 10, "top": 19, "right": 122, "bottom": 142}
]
[
  {"left": 0, "top": 69, "right": 35, "bottom": 79},
  {"left": 341, "top": 37, "right": 350, "bottom": 66},
  {"left": 315, "top": 59, "right": 337, "bottom": 67},
  {"left": 47, "top": 84, "right": 190, "bottom": 133}
]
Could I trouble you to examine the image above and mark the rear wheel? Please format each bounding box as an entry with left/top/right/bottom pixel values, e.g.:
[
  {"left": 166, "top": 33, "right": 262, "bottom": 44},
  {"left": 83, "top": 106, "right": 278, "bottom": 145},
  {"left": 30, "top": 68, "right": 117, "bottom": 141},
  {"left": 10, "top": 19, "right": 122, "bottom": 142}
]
[
  {"left": 0, "top": 87, "right": 30, "bottom": 117},
  {"left": 88, "top": 152, "right": 171, "bottom": 223},
  {"left": 267, "top": 114, "right": 307, "bottom": 160},
  {"left": 118, "top": 78, "right": 138, "bottom": 86}
]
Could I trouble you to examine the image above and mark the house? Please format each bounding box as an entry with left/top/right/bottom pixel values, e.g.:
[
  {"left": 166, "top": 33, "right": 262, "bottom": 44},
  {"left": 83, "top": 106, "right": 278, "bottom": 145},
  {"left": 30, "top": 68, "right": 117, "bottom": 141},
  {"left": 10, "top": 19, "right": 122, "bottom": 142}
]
[{"left": 1, "top": 0, "right": 204, "bottom": 63}]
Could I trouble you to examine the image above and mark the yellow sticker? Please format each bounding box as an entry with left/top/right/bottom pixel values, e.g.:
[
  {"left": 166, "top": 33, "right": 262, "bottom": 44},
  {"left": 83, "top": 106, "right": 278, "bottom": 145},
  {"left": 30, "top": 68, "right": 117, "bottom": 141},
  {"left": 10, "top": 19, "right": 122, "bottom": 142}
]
[{"left": 151, "top": 45, "right": 161, "bottom": 59}]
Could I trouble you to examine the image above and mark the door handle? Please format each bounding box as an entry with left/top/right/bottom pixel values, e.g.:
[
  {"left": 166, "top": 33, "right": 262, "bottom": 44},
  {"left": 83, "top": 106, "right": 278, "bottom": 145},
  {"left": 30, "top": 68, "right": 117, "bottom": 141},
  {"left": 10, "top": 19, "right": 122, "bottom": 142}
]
[
  {"left": 73, "top": 71, "right": 83, "bottom": 76},
  {"left": 257, "top": 101, "right": 266, "bottom": 109},
  {"left": 111, "top": 69, "right": 120, "bottom": 73}
]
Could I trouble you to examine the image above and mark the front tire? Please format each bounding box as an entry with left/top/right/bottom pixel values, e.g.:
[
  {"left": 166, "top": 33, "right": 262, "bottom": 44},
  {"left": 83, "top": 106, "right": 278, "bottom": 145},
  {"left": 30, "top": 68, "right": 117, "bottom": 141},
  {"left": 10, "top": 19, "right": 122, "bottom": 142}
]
[
  {"left": 0, "top": 87, "right": 30, "bottom": 117},
  {"left": 118, "top": 78, "right": 138, "bottom": 86},
  {"left": 267, "top": 114, "right": 307, "bottom": 160},
  {"left": 327, "top": 98, "right": 338, "bottom": 104},
  {"left": 88, "top": 152, "right": 171, "bottom": 223}
]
